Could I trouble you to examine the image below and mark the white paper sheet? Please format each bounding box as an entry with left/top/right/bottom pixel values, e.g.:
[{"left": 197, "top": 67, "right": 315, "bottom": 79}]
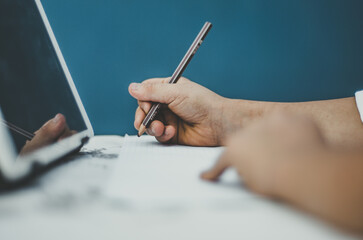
[{"left": 106, "top": 135, "right": 255, "bottom": 208}]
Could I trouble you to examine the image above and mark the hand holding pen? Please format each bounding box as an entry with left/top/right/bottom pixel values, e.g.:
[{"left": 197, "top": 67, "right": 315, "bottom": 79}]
[
  {"left": 128, "top": 21, "right": 238, "bottom": 146},
  {"left": 132, "top": 22, "right": 213, "bottom": 136}
]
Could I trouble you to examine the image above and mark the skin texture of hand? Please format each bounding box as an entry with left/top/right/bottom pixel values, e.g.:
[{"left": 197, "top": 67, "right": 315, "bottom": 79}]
[
  {"left": 130, "top": 77, "right": 363, "bottom": 149},
  {"left": 219, "top": 97, "right": 363, "bottom": 149},
  {"left": 20, "top": 114, "right": 76, "bottom": 155},
  {"left": 202, "top": 112, "right": 363, "bottom": 233},
  {"left": 129, "top": 77, "right": 229, "bottom": 146}
]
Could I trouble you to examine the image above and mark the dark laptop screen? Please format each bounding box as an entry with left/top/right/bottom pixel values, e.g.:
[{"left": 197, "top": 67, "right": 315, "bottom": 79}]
[{"left": 0, "top": 0, "right": 87, "bottom": 153}]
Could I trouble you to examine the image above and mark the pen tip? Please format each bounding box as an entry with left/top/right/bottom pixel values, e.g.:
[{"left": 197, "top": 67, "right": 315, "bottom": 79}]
[{"left": 137, "top": 124, "right": 146, "bottom": 137}]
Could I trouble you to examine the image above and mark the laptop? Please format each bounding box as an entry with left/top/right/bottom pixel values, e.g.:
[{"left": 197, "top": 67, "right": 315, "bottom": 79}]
[{"left": 0, "top": 0, "right": 94, "bottom": 185}]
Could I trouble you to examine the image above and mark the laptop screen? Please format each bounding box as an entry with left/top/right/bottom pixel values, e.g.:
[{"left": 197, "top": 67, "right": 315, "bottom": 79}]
[{"left": 0, "top": 0, "right": 88, "bottom": 154}]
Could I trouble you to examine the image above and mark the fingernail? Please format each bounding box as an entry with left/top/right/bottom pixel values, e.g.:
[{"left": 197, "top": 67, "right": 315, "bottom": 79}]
[
  {"left": 53, "top": 114, "right": 61, "bottom": 123},
  {"left": 150, "top": 127, "right": 155, "bottom": 135},
  {"left": 130, "top": 83, "right": 141, "bottom": 91},
  {"left": 164, "top": 127, "right": 170, "bottom": 137}
]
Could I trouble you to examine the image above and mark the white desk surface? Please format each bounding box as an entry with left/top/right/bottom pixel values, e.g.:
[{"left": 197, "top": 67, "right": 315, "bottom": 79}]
[{"left": 0, "top": 136, "right": 359, "bottom": 240}]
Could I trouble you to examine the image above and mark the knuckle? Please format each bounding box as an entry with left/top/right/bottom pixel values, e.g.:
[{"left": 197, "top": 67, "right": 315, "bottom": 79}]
[
  {"left": 142, "top": 83, "right": 154, "bottom": 94},
  {"left": 142, "top": 79, "right": 151, "bottom": 84},
  {"left": 162, "top": 77, "right": 170, "bottom": 83},
  {"left": 180, "top": 77, "right": 189, "bottom": 82},
  {"left": 166, "top": 93, "right": 177, "bottom": 104},
  {"left": 142, "top": 78, "right": 157, "bottom": 84}
]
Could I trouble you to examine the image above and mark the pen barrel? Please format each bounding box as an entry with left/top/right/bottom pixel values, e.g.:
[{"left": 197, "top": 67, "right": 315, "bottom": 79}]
[
  {"left": 142, "top": 103, "right": 162, "bottom": 127},
  {"left": 140, "top": 22, "right": 212, "bottom": 129},
  {"left": 168, "top": 22, "right": 212, "bottom": 85},
  {"left": 0, "top": 118, "right": 34, "bottom": 140}
]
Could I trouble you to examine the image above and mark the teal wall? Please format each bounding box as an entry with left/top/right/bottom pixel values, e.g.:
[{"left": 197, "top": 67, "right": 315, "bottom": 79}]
[{"left": 42, "top": 0, "right": 363, "bottom": 135}]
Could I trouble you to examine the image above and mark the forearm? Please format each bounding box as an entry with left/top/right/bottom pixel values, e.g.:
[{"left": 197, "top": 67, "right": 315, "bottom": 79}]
[
  {"left": 282, "top": 97, "right": 363, "bottom": 148},
  {"left": 221, "top": 97, "right": 363, "bottom": 148},
  {"left": 274, "top": 149, "right": 363, "bottom": 232}
]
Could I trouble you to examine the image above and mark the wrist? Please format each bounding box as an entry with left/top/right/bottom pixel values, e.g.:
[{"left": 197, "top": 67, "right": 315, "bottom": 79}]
[{"left": 219, "top": 98, "right": 281, "bottom": 144}]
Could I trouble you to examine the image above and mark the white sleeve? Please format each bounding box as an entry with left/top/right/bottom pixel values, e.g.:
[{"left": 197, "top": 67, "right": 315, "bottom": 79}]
[{"left": 355, "top": 90, "right": 363, "bottom": 123}]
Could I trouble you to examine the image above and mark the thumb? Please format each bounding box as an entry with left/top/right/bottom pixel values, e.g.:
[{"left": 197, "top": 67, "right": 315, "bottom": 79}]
[
  {"left": 129, "top": 82, "right": 181, "bottom": 105},
  {"left": 36, "top": 114, "right": 67, "bottom": 143}
]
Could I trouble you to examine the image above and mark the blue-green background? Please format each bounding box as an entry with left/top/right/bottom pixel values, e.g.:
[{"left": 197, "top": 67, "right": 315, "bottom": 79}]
[{"left": 42, "top": 0, "right": 363, "bottom": 135}]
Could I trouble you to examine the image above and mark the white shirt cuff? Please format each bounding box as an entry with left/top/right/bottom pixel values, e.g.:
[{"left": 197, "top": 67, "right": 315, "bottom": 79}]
[{"left": 355, "top": 90, "right": 363, "bottom": 123}]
